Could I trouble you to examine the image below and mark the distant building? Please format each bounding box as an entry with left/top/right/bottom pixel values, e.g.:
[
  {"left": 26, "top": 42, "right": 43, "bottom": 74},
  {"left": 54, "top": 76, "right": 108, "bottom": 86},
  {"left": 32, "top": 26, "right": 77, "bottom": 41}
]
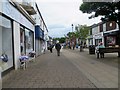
[
  {"left": 34, "top": 3, "right": 49, "bottom": 56},
  {"left": 88, "top": 21, "right": 119, "bottom": 47}
]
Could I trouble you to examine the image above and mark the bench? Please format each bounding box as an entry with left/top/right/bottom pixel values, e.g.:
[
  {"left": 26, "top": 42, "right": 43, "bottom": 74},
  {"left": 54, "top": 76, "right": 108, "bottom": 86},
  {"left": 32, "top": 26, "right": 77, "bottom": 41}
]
[{"left": 96, "top": 47, "right": 120, "bottom": 59}]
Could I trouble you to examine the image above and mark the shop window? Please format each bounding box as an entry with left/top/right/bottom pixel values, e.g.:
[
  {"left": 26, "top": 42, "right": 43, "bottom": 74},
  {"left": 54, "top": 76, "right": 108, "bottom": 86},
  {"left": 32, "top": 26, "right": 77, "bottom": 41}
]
[
  {"left": 95, "top": 39, "right": 102, "bottom": 46},
  {"left": 99, "top": 24, "right": 103, "bottom": 32},
  {"left": 20, "top": 28, "right": 25, "bottom": 55},
  {"left": 106, "top": 36, "right": 116, "bottom": 46},
  {"left": 25, "top": 29, "right": 34, "bottom": 55},
  {"left": 0, "top": 15, "right": 13, "bottom": 71}
]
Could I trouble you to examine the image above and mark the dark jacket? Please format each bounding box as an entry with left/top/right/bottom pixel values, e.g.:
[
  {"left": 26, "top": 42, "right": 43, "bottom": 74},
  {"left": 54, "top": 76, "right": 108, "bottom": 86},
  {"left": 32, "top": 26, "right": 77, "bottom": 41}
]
[{"left": 55, "top": 43, "right": 61, "bottom": 51}]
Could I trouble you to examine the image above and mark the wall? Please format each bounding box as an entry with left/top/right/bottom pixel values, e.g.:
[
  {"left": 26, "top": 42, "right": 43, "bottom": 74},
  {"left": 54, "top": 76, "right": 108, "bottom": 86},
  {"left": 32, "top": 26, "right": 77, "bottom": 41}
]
[
  {"left": 103, "top": 23, "right": 106, "bottom": 32},
  {"left": 35, "top": 39, "right": 42, "bottom": 56},
  {"left": 2, "top": 0, "right": 34, "bottom": 31},
  {"left": 35, "top": 12, "right": 40, "bottom": 25},
  {"left": 0, "top": 27, "right": 2, "bottom": 55},
  {"left": 0, "top": 1, "right": 2, "bottom": 13},
  {"left": 13, "top": 21, "right": 21, "bottom": 70}
]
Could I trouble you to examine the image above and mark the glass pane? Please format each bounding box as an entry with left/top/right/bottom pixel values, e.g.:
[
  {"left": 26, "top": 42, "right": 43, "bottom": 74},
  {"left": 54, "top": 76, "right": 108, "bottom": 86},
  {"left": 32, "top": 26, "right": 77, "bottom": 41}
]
[
  {"left": 0, "top": 16, "right": 13, "bottom": 71},
  {"left": 25, "top": 29, "right": 34, "bottom": 55}
]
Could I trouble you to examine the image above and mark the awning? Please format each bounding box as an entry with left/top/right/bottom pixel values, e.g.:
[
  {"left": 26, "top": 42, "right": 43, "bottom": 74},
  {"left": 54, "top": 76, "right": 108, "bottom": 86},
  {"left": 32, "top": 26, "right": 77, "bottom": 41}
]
[{"left": 103, "top": 30, "right": 119, "bottom": 36}]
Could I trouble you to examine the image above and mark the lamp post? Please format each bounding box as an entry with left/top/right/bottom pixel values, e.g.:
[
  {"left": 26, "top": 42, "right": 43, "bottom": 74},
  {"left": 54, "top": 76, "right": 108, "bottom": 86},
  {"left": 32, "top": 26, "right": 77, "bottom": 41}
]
[
  {"left": 71, "top": 24, "right": 73, "bottom": 33},
  {"left": 71, "top": 24, "right": 75, "bottom": 50}
]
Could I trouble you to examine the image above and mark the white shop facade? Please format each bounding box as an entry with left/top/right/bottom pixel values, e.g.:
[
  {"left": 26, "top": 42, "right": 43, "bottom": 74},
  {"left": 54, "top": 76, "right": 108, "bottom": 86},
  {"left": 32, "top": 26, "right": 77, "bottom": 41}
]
[{"left": 0, "top": 0, "right": 35, "bottom": 76}]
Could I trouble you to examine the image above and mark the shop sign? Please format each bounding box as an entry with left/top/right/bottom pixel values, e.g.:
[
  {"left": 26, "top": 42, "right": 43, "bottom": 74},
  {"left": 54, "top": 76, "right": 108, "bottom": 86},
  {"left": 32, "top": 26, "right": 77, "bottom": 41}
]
[
  {"left": 2, "top": 0, "right": 34, "bottom": 30},
  {"left": 93, "top": 32, "right": 103, "bottom": 39}
]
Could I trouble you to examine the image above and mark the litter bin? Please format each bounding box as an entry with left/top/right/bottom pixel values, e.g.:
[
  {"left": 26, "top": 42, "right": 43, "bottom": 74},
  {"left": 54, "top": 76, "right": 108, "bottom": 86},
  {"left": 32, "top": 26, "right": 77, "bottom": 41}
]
[
  {"left": 80, "top": 45, "right": 83, "bottom": 52},
  {"left": 89, "top": 45, "right": 95, "bottom": 54}
]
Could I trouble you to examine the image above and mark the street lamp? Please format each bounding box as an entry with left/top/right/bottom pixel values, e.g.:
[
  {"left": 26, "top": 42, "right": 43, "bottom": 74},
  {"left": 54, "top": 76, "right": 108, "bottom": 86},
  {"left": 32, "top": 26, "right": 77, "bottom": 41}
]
[
  {"left": 71, "top": 24, "right": 73, "bottom": 33},
  {"left": 71, "top": 24, "right": 74, "bottom": 39},
  {"left": 71, "top": 24, "right": 75, "bottom": 50}
]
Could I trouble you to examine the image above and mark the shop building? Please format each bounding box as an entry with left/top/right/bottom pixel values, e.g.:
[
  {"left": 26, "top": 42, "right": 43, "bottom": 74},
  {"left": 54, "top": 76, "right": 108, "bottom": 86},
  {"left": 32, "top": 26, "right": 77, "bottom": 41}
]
[
  {"left": 103, "top": 21, "right": 119, "bottom": 47},
  {"left": 90, "top": 21, "right": 119, "bottom": 47},
  {"left": 87, "top": 24, "right": 97, "bottom": 46},
  {"left": 0, "top": 0, "right": 36, "bottom": 76},
  {"left": 34, "top": 3, "right": 49, "bottom": 56}
]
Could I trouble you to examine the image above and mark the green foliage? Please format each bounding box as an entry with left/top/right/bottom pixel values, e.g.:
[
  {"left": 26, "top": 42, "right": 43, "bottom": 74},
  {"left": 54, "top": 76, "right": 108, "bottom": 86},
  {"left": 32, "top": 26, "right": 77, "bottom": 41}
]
[
  {"left": 75, "top": 25, "right": 90, "bottom": 40},
  {"left": 80, "top": 2, "right": 110, "bottom": 14},
  {"left": 67, "top": 32, "right": 75, "bottom": 38},
  {"left": 79, "top": 2, "right": 120, "bottom": 24},
  {"left": 53, "top": 37, "right": 66, "bottom": 43}
]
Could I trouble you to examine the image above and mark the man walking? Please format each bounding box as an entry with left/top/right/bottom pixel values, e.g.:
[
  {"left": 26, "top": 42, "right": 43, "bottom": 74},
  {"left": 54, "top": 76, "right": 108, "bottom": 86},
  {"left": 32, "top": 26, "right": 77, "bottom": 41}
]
[
  {"left": 49, "top": 44, "right": 53, "bottom": 53},
  {"left": 55, "top": 40, "right": 61, "bottom": 56}
]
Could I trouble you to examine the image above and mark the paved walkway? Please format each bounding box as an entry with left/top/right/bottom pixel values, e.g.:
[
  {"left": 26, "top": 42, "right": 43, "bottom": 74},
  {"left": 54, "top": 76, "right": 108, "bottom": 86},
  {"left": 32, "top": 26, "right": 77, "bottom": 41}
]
[
  {"left": 2, "top": 48, "right": 118, "bottom": 89},
  {"left": 66, "top": 48, "right": 118, "bottom": 88},
  {"left": 2, "top": 49, "right": 96, "bottom": 88},
  {"left": 75, "top": 48, "right": 118, "bottom": 68}
]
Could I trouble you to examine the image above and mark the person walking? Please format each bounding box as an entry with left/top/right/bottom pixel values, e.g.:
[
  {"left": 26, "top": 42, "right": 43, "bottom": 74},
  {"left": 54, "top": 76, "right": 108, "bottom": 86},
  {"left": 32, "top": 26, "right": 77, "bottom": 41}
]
[
  {"left": 55, "top": 41, "right": 61, "bottom": 56},
  {"left": 42, "top": 42, "right": 46, "bottom": 54},
  {"left": 49, "top": 44, "right": 53, "bottom": 53}
]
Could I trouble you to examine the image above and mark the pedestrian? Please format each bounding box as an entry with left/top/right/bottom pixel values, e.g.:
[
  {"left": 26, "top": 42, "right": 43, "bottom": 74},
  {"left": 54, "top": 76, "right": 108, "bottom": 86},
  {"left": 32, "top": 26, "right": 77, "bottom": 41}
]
[
  {"left": 49, "top": 44, "right": 53, "bottom": 53},
  {"left": 96, "top": 42, "right": 105, "bottom": 58},
  {"left": 72, "top": 42, "right": 75, "bottom": 50},
  {"left": 55, "top": 40, "right": 61, "bottom": 56},
  {"left": 42, "top": 42, "right": 45, "bottom": 54},
  {"left": 20, "top": 42, "right": 23, "bottom": 53}
]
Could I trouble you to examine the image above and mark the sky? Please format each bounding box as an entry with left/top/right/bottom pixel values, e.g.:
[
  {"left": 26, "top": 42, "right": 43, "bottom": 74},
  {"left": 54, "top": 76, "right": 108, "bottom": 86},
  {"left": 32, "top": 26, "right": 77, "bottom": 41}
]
[{"left": 36, "top": 0, "right": 102, "bottom": 38}]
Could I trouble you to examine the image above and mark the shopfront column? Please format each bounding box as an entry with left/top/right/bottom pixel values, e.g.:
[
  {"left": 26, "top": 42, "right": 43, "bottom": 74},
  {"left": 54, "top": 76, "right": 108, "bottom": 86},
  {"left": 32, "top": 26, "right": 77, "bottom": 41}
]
[{"left": 13, "top": 21, "right": 21, "bottom": 70}]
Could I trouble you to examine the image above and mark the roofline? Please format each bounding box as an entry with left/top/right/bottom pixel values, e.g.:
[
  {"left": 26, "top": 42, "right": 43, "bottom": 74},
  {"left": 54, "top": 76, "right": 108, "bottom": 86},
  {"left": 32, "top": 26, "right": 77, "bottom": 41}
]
[{"left": 35, "top": 3, "right": 48, "bottom": 32}]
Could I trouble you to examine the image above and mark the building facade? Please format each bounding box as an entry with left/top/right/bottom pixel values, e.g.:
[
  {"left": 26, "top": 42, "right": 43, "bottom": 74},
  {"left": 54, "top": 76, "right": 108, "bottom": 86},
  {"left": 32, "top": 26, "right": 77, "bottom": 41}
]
[
  {"left": 34, "top": 3, "right": 49, "bottom": 56},
  {"left": 88, "top": 21, "right": 119, "bottom": 47},
  {"left": 0, "top": 0, "right": 36, "bottom": 77}
]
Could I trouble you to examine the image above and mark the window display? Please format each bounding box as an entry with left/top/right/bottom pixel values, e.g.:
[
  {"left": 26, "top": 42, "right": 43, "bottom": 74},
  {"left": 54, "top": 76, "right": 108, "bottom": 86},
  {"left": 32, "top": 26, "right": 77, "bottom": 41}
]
[
  {"left": 106, "top": 36, "right": 116, "bottom": 45},
  {"left": 0, "top": 15, "right": 13, "bottom": 71},
  {"left": 25, "top": 29, "right": 34, "bottom": 55},
  {"left": 20, "top": 29, "right": 25, "bottom": 55}
]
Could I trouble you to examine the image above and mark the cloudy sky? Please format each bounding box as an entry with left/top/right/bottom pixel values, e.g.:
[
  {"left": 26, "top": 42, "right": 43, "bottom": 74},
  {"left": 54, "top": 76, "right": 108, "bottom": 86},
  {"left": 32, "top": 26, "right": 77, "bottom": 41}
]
[{"left": 36, "top": 0, "right": 101, "bottom": 38}]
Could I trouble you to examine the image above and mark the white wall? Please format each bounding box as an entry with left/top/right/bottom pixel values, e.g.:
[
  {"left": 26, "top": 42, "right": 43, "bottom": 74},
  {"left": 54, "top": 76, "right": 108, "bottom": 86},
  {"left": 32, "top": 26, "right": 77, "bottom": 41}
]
[
  {"left": 2, "top": 0, "right": 34, "bottom": 31},
  {"left": 0, "top": 1, "right": 2, "bottom": 13},
  {"left": 103, "top": 23, "right": 106, "bottom": 32},
  {"left": 35, "top": 12, "right": 40, "bottom": 25},
  {"left": 13, "top": 21, "right": 21, "bottom": 70},
  {"left": 0, "top": 27, "right": 2, "bottom": 55},
  {"left": 116, "top": 23, "right": 119, "bottom": 29}
]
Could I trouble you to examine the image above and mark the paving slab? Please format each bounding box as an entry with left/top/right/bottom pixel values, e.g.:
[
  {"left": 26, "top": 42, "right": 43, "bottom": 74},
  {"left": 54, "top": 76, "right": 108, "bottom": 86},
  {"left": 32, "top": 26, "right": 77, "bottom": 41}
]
[{"left": 2, "top": 50, "right": 96, "bottom": 88}]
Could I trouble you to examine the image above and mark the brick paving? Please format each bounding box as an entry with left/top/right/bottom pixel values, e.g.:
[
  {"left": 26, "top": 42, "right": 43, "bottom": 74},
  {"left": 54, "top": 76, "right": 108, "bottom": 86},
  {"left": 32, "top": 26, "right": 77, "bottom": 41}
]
[{"left": 2, "top": 49, "right": 96, "bottom": 88}]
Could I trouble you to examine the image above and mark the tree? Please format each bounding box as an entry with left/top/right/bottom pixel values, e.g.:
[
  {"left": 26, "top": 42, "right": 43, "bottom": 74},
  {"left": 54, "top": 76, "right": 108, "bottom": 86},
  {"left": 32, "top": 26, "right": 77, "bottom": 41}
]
[
  {"left": 75, "top": 25, "right": 89, "bottom": 44},
  {"left": 80, "top": 2, "right": 120, "bottom": 24},
  {"left": 67, "top": 32, "right": 75, "bottom": 39},
  {"left": 80, "top": 1, "right": 120, "bottom": 56},
  {"left": 59, "top": 37, "right": 66, "bottom": 43},
  {"left": 53, "top": 37, "right": 65, "bottom": 44}
]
